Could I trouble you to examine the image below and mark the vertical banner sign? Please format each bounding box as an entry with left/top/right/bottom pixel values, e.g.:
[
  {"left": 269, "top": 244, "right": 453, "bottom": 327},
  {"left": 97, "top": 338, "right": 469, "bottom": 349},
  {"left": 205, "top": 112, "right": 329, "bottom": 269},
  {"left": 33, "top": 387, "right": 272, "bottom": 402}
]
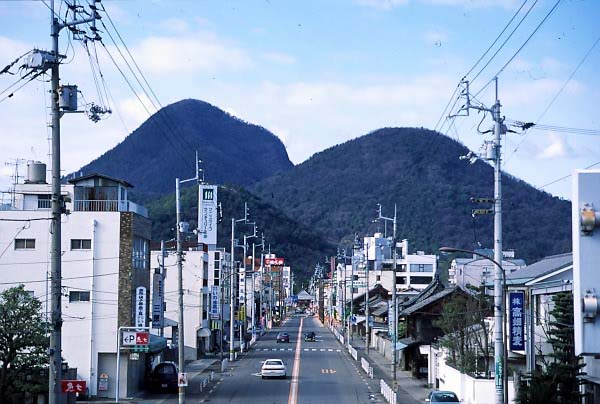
[
  {"left": 509, "top": 291, "right": 525, "bottom": 351},
  {"left": 198, "top": 185, "right": 218, "bottom": 245},
  {"left": 152, "top": 272, "right": 164, "bottom": 328},
  {"left": 388, "top": 300, "right": 395, "bottom": 337},
  {"left": 135, "top": 286, "right": 146, "bottom": 328},
  {"left": 210, "top": 285, "right": 220, "bottom": 319}
]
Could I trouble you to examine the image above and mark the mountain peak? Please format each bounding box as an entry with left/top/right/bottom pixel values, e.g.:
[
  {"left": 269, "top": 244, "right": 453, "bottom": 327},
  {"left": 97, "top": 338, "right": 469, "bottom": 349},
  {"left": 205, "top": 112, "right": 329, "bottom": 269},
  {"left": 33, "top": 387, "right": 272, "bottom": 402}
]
[{"left": 75, "top": 99, "right": 293, "bottom": 200}]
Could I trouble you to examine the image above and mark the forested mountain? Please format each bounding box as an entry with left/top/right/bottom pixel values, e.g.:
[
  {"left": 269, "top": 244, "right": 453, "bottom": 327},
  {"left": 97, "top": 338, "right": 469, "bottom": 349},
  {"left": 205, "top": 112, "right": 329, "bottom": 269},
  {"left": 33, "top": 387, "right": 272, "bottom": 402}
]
[
  {"left": 147, "top": 184, "right": 333, "bottom": 278},
  {"left": 72, "top": 99, "right": 293, "bottom": 200},
  {"left": 251, "top": 127, "right": 571, "bottom": 264}
]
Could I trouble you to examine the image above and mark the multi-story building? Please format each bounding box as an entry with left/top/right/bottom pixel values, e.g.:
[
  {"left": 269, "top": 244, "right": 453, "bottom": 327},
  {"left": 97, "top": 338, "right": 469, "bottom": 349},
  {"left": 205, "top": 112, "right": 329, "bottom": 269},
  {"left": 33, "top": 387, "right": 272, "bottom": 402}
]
[
  {"left": 449, "top": 248, "right": 526, "bottom": 288},
  {"left": 333, "top": 233, "right": 437, "bottom": 324},
  {"left": 0, "top": 165, "right": 152, "bottom": 399}
]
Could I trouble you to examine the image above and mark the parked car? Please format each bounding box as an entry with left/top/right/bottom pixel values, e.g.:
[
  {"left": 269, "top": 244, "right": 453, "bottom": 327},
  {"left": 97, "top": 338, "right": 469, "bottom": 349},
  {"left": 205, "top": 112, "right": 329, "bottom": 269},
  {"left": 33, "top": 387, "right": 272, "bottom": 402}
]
[
  {"left": 147, "top": 361, "right": 178, "bottom": 392},
  {"left": 425, "top": 391, "right": 461, "bottom": 403},
  {"left": 261, "top": 359, "right": 286, "bottom": 379},
  {"left": 276, "top": 332, "right": 290, "bottom": 343},
  {"left": 304, "top": 331, "right": 316, "bottom": 342}
]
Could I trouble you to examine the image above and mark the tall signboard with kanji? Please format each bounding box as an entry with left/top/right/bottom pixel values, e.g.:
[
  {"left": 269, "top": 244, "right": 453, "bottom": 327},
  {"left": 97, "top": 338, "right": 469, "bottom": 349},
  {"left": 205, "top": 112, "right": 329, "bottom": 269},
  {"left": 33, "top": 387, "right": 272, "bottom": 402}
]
[
  {"left": 509, "top": 291, "right": 525, "bottom": 351},
  {"left": 198, "top": 185, "right": 218, "bottom": 246}
]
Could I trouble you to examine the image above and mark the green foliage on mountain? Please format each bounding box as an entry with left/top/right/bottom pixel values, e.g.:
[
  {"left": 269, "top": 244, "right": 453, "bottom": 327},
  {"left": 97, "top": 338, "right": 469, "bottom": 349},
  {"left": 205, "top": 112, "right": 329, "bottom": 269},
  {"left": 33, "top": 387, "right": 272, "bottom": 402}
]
[
  {"left": 251, "top": 127, "right": 571, "bottom": 264},
  {"left": 147, "top": 184, "right": 334, "bottom": 277},
  {"left": 73, "top": 99, "right": 293, "bottom": 201}
]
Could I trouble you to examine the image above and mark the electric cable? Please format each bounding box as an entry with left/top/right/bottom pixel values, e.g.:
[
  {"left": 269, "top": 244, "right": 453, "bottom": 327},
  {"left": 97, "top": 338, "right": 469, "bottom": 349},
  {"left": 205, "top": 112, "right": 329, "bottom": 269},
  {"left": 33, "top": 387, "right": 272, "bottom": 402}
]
[{"left": 474, "top": 0, "right": 563, "bottom": 98}]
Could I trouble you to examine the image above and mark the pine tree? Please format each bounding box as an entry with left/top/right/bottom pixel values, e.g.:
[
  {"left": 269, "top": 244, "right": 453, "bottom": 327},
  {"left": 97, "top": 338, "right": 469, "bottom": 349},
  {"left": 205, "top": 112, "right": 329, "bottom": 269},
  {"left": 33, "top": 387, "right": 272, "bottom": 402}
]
[{"left": 516, "top": 291, "right": 585, "bottom": 404}]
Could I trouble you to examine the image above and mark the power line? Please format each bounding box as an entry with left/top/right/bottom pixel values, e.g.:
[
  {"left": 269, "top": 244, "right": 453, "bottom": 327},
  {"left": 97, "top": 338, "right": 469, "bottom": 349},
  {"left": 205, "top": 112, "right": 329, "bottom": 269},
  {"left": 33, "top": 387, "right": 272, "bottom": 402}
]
[
  {"left": 475, "top": 0, "right": 563, "bottom": 98},
  {"left": 506, "top": 32, "right": 600, "bottom": 162},
  {"left": 0, "top": 256, "right": 122, "bottom": 267},
  {"left": 466, "top": 0, "right": 532, "bottom": 81},
  {"left": 0, "top": 271, "right": 119, "bottom": 285},
  {"left": 539, "top": 160, "right": 600, "bottom": 191},
  {"left": 470, "top": 0, "right": 539, "bottom": 86}
]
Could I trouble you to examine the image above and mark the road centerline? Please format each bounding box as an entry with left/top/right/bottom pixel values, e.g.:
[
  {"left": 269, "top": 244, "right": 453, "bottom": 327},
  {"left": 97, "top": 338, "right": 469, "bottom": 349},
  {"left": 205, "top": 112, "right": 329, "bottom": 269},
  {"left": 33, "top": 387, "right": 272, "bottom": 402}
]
[{"left": 288, "top": 317, "right": 303, "bottom": 404}]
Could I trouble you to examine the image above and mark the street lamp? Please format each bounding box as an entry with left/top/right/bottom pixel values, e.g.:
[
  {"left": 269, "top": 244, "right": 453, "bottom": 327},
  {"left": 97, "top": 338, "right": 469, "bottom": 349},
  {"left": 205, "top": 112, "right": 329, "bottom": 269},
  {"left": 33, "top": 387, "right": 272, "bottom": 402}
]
[
  {"left": 376, "top": 203, "right": 397, "bottom": 382},
  {"left": 438, "top": 246, "right": 507, "bottom": 402},
  {"left": 230, "top": 203, "right": 250, "bottom": 362}
]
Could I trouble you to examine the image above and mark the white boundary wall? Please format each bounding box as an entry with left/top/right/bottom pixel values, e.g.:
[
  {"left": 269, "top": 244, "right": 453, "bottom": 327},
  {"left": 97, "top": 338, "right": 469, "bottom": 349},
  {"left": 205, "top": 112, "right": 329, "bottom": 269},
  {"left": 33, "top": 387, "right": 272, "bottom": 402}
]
[{"left": 437, "top": 352, "right": 515, "bottom": 404}]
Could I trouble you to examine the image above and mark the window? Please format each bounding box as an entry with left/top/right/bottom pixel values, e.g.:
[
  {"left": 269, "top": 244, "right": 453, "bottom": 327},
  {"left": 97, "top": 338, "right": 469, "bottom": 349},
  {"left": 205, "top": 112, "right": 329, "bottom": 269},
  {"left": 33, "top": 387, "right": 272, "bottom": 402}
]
[
  {"left": 411, "top": 276, "right": 433, "bottom": 285},
  {"left": 214, "top": 279, "right": 220, "bottom": 286},
  {"left": 410, "top": 264, "right": 433, "bottom": 273},
  {"left": 396, "top": 276, "right": 406, "bottom": 284},
  {"left": 38, "top": 194, "right": 51, "bottom": 209},
  {"left": 71, "top": 239, "right": 92, "bottom": 250},
  {"left": 376, "top": 275, "right": 381, "bottom": 282},
  {"left": 214, "top": 269, "right": 220, "bottom": 279},
  {"left": 14, "top": 238, "right": 35, "bottom": 250},
  {"left": 132, "top": 237, "right": 149, "bottom": 270},
  {"left": 69, "top": 291, "right": 90, "bottom": 302}
]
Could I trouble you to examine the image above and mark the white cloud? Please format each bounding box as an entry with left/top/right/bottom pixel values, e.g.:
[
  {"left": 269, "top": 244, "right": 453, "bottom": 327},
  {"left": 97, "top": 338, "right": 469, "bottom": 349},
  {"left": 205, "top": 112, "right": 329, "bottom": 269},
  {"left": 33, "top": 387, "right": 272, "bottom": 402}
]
[
  {"left": 262, "top": 52, "right": 296, "bottom": 65},
  {"left": 132, "top": 32, "right": 252, "bottom": 75},
  {"left": 356, "top": 0, "right": 519, "bottom": 9},
  {"left": 355, "top": 0, "right": 409, "bottom": 10},
  {"left": 536, "top": 132, "right": 572, "bottom": 159},
  {"left": 159, "top": 18, "right": 190, "bottom": 34}
]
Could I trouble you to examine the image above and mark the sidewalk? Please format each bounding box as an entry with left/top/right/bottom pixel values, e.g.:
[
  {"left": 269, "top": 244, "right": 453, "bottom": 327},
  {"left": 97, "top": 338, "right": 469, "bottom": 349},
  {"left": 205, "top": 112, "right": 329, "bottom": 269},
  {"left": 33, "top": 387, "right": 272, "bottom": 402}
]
[{"left": 333, "top": 327, "right": 429, "bottom": 404}]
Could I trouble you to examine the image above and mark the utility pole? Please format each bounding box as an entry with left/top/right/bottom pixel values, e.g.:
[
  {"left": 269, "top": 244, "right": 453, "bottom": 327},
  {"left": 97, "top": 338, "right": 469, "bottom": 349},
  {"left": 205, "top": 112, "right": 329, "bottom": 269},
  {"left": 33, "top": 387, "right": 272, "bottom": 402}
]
[
  {"left": 454, "top": 78, "right": 506, "bottom": 404},
  {"left": 377, "top": 203, "right": 397, "bottom": 383},
  {"left": 175, "top": 154, "right": 201, "bottom": 404},
  {"left": 364, "top": 241, "right": 370, "bottom": 355},
  {"left": 46, "top": 3, "right": 101, "bottom": 403},
  {"left": 229, "top": 203, "right": 249, "bottom": 361}
]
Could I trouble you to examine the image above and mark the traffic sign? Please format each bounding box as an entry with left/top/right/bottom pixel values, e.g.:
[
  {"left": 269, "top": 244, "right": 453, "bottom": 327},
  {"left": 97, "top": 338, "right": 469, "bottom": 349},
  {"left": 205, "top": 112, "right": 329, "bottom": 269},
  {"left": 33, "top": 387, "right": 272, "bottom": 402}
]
[
  {"left": 351, "top": 315, "right": 357, "bottom": 325},
  {"left": 136, "top": 332, "right": 149, "bottom": 345},
  {"left": 61, "top": 380, "right": 86, "bottom": 394}
]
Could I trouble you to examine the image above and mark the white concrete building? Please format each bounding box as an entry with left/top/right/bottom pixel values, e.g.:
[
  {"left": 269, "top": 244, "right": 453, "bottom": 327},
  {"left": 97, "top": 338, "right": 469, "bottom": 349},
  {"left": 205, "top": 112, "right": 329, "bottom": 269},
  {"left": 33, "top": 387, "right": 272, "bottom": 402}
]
[
  {"left": 0, "top": 167, "right": 152, "bottom": 399},
  {"left": 333, "top": 234, "right": 437, "bottom": 323},
  {"left": 449, "top": 249, "right": 525, "bottom": 288}
]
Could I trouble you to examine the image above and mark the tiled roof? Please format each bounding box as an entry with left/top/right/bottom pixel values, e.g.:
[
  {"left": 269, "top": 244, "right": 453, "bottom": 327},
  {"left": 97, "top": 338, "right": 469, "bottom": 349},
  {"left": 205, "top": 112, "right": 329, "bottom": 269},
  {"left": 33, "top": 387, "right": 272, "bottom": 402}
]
[{"left": 506, "top": 252, "right": 572, "bottom": 283}]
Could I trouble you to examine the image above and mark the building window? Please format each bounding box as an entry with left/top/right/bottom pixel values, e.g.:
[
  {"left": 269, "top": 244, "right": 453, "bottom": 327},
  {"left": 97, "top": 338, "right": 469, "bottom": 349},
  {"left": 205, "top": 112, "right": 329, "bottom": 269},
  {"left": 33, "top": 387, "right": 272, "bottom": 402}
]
[
  {"left": 214, "top": 269, "right": 220, "bottom": 279},
  {"left": 14, "top": 238, "right": 35, "bottom": 250},
  {"left": 410, "top": 264, "right": 433, "bottom": 273},
  {"left": 214, "top": 279, "right": 220, "bottom": 286},
  {"left": 71, "top": 239, "right": 92, "bottom": 250},
  {"left": 132, "top": 237, "right": 149, "bottom": 270},
  {"left": 396, "top": 276, "right": 406, "bottom": 284},
  {"left": 69, "top": 291, "right": 90, "bottom": 302},
  {"left": 376, "top": 275, "right": 381, "bottom": 282},
  {"left": 38, "top": 194, "right": 51, "bottom": 209},
  {"left": 410, "top": 276, "right": 432, "bottom": 285}
]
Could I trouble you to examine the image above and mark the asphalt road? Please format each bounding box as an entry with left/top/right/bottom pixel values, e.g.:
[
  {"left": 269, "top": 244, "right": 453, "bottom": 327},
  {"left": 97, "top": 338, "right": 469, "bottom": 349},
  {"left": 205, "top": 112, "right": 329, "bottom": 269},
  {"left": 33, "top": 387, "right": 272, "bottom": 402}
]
[{"left": 203, "top": 314, "right": 384, "bottom": 404}]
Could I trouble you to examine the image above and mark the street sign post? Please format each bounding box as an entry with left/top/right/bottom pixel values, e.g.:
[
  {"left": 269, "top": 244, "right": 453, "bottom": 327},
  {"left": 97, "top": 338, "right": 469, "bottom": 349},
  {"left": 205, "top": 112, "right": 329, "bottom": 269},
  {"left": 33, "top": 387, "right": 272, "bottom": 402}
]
[{"left": 116, "top": 327, "right": 150, "bottom": 402}]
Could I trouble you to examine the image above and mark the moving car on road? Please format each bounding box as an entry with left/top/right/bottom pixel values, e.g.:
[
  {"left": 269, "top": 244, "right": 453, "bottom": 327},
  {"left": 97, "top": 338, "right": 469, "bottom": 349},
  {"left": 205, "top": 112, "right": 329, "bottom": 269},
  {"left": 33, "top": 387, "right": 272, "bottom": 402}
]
[
  {"left": 261, "top": 359, "right": 287, "bottom": 379},
  {"left": 425, "top": 391, "right": 461, "bottom": 402},
  {"left": 276, "top": 332, "right": 290, "bottom": 343},
  {"left": 304, "top": 331, "right": 316, "bottom": 342}
]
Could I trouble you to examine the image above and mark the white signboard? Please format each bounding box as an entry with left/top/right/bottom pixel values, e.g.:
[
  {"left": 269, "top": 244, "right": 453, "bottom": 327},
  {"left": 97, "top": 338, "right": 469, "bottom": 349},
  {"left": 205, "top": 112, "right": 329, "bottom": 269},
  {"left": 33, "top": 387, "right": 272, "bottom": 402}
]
[
  {"left": 210, "top": 285, "right": 220, "bottom": 319},
  {"left": 135, "top": 286, "right": 147, "bottom": 328},
  {"left": 152, "top": 272, "right": 164, "bottom": 328},
  {"left": 122, "top": 331, "right": 137, "bottom": 346},
  {"left": 198, "top": 185, "right": 218, "bottom": 245}
]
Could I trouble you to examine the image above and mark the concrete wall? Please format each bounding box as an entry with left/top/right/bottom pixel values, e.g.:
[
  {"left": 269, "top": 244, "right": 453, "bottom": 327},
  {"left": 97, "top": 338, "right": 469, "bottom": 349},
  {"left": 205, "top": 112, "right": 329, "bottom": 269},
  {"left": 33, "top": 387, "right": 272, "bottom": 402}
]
[{"left": 437, "top": 351, "right": 515, "bottom": 404}]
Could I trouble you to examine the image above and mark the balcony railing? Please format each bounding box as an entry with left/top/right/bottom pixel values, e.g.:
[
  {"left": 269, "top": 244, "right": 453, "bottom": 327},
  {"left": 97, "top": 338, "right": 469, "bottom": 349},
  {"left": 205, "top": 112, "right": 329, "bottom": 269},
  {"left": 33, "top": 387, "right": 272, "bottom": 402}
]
[{"left": 73, "top": 199, "right": 148, "bottom": 217}]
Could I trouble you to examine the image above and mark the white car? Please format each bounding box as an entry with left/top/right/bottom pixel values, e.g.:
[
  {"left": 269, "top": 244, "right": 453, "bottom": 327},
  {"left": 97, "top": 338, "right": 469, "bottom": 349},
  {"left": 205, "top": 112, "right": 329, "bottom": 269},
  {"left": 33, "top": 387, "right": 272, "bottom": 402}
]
[{"left": 261, "top": 359, "right": 286, "bottom": 379}]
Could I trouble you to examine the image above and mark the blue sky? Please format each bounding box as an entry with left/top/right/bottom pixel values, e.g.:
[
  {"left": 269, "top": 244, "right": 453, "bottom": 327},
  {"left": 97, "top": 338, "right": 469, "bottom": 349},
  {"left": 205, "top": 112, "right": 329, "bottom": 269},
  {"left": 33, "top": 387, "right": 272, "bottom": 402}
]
[{"left": 0, "top": 0, "right": 599, "bottom": 200}]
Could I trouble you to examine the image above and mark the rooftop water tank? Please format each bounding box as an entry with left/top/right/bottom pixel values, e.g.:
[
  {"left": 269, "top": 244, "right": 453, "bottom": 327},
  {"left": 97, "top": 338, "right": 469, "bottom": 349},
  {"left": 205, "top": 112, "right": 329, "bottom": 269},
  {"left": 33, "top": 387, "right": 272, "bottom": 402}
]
[{"left": 25, "top": 161, "right": 46, "bottom": 184}]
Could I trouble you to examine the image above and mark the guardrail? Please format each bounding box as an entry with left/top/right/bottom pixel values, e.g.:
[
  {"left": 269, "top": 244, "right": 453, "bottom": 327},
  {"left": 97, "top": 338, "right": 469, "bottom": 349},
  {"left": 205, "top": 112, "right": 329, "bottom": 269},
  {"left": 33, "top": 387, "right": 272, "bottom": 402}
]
[
  {"left": 380, "top": 379, "right": 397, "bottom": 404},
  {"left": 348, "top": 345, "right": 358, "bottom": 361},
  {"left": 361, "top": 357, "right": 374, "bottom": 379}
]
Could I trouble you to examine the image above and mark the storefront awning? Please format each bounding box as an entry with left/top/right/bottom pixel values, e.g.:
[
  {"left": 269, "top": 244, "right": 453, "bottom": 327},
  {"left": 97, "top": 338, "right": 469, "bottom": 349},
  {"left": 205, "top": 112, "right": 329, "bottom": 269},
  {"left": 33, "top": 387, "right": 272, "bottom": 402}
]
[{"left": 148, "top": 334, "right": 167, "bottom": 354}]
